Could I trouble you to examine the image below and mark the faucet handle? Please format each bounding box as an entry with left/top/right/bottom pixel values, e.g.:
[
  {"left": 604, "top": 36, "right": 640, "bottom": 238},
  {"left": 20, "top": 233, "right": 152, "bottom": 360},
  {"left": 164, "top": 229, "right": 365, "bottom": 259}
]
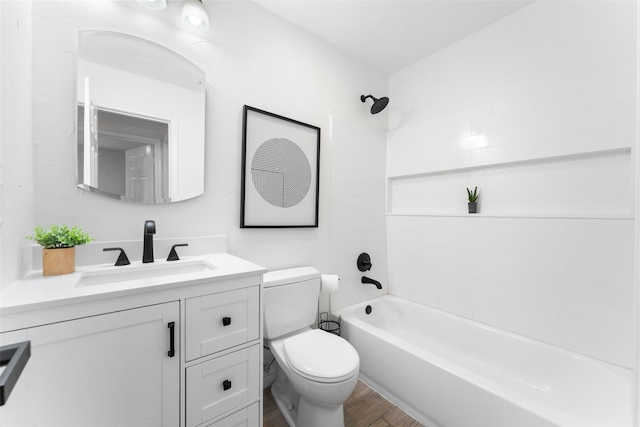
[
  {"left": 167, "top": 243, "right": 189, "bottom": 261},
  {"left": 103, "top": 247, "right": 131, "bottom": 266},
  {"left": 357, "top": 253, "right": 372, "bottom": 271}
]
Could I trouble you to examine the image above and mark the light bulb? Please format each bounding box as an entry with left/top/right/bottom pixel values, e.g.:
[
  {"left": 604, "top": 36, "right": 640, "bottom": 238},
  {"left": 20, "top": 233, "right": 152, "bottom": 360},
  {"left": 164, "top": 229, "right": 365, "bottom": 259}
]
[
  {"left": 182, "top": 0, "right": 209, "bottom": 32},
  {"left": 188, "top": 15, "right": 202, "bottom": 26}
]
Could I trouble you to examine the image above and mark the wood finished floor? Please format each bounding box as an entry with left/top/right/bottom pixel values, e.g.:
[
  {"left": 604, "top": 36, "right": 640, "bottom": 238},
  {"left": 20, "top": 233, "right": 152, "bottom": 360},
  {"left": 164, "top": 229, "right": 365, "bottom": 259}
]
[{"left": 263, "top": 380, "right": 423, "bottom": 427}]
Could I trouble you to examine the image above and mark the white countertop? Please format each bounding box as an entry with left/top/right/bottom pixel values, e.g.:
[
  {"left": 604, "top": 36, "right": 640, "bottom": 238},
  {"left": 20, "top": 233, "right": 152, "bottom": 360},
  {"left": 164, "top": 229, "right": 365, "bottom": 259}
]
[{"left": 0, "top": 253, "right": 266, "bottom": 315}]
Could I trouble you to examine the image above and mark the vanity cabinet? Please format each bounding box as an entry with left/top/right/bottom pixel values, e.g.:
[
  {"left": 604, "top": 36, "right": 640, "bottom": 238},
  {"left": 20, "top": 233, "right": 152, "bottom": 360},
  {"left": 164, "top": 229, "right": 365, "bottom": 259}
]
[
  {"left": 0, "top": 302, "right": 180, "bottom": 426},
  {"left": 0, "top": 270, "right": 262, "bottom": 427},
  {"left": 0, "top": 256, "right": 264, "bottom": 427}
]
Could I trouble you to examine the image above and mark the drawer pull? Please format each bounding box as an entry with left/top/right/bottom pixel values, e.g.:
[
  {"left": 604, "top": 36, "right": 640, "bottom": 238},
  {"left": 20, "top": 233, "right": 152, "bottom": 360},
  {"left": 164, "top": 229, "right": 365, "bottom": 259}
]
[
  {"left": 222, "top": 317, "right": 231, "bottom": 326},
  {"left": 223, "top": 379, "right": 232, "bottom": 391},
  {"left": 168, "top": 322, "right": 176, "bottom": 358}
]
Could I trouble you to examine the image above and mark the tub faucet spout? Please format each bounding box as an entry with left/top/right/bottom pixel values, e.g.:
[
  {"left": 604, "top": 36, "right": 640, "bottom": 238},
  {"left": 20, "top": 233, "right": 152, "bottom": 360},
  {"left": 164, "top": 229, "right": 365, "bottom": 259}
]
[
  {"left": 362, "top": 276, "right": 382, "bottom": 290},
  {"left": 143, "top": 220, "right": 156, "bottom": 263}
]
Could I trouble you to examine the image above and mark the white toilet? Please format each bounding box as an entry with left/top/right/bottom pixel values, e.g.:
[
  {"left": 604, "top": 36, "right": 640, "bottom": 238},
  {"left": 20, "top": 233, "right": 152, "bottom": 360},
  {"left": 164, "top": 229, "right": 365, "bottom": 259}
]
[{"left": 263, "top": 267, "right": 360, "bottom": 427}]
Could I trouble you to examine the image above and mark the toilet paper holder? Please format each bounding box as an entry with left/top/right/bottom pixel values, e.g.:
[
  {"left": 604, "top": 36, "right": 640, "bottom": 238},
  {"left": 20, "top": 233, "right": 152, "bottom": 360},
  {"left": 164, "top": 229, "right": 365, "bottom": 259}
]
[{"left": 318, "top": 312, "right": 342, "bottom": 336}]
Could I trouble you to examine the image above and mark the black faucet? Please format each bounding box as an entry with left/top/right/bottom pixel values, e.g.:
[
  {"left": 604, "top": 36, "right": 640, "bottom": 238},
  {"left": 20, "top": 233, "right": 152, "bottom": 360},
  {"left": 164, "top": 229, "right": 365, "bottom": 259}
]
[
  {"left": 362, "top": 276, "right": 382, "bottom": 289},
  {"left": 143, "top": 220, "right": 156, "bottom": 263}
]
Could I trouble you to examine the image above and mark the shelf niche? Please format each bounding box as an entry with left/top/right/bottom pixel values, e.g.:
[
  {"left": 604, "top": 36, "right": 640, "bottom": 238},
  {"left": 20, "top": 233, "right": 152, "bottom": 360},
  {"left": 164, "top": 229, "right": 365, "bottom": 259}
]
[{"left": 387, "top": 148, "right": 633, "bottom": 219}]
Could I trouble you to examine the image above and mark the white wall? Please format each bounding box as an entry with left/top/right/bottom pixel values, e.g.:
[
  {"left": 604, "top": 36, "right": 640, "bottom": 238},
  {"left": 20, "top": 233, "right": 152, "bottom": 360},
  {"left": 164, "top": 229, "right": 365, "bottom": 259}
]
[
  {"left": 0, "top": 0, "right": 389, "bottom": 311},
  {"left": 330, "top": 113, "right": 389, "bottom": 310},
  {"left": 387, "top": 1, "right": 636, "bottom": 368},
  {"left": 1, "top": 1, "right": 35, "bottom": 288},
  {"left": 634, "top": 4, "right": 640, "bottom": 425}
]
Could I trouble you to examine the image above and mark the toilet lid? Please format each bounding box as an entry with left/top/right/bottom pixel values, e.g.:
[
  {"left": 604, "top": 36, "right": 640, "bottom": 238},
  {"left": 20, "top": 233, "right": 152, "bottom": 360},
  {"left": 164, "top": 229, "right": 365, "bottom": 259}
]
[{"left": 283, "top": 329, "right": 359, "bottom": 383}]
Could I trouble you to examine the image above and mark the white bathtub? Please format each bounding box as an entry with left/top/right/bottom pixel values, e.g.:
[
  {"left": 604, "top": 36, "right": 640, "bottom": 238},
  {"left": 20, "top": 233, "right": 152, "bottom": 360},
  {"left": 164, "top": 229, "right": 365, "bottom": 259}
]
[{"left": 333, "top": 295, "right": 632, "bottom": 427}]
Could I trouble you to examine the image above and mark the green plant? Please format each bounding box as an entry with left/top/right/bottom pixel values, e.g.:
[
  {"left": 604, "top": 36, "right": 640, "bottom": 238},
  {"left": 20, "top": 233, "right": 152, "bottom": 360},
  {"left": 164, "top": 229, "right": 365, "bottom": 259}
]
[
  {"left": 466, "top": 186, "right": 479, "bottom": 203},
  {"left": 27, "top": 225, "right": 93, "bottom": 249}
]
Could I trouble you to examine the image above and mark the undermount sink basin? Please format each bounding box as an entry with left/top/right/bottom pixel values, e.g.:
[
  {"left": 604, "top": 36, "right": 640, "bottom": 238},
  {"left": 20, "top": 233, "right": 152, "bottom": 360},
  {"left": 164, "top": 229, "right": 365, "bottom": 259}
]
[{"left": 76, "top": 260, "right": 216, "bottom": 287}]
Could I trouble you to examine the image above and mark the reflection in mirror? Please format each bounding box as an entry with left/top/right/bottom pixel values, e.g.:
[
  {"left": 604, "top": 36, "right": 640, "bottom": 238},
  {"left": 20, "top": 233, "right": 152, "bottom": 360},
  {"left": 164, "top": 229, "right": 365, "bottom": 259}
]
[
  {"left": 76, "top": 31, "right": 205, "bottom": 204},
  {"left": 77, "top": 106, "right": 170, "bottom": 203}
]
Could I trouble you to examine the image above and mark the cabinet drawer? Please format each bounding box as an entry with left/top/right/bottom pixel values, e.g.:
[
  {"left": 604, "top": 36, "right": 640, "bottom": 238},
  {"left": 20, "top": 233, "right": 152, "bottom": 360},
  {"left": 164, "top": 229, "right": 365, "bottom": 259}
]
[
  {"left": 186, "top": 286, "right": 260, "bottom": 361},
  {"left": 186, "top": 345, "right": 260, "bottom": 427},
  {"left": 203, "top": 402, "right": 259, "bottom": 427}
]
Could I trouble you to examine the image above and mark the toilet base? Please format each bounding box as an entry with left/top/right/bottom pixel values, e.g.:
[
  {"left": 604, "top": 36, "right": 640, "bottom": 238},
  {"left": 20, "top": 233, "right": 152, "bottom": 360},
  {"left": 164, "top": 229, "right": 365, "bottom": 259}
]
[
  {"left": 298, "top": 397, "right": 345, "bottom": 427},
  {"left": 272, "top": 379, "right": 298, "bottom": 427},
  {"left": 271, "top": 373, "right": 347, "bottom": 427}
]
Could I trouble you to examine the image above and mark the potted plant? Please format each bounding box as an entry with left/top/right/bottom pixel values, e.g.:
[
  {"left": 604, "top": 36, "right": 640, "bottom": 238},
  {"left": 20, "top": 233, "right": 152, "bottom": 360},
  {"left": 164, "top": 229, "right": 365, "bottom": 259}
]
[
  {"left": 27, "top": 225, "right": 93, "bottom": 276},
  {"left": 467, "top": 186, "right": 479, "bottom": 214}
]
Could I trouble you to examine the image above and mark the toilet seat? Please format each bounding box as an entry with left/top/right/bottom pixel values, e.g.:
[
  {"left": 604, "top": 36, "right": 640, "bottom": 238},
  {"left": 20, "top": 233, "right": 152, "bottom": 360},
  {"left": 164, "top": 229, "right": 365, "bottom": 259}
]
[{"left": 283, "top": 329, "right": 359, "bottom": 383}]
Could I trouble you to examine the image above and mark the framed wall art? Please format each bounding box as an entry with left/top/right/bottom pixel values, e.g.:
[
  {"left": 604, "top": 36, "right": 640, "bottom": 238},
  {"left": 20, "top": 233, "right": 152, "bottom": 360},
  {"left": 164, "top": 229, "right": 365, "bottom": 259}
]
[{"left": 240, "top": 106, "right": 321, "bottom": 228}]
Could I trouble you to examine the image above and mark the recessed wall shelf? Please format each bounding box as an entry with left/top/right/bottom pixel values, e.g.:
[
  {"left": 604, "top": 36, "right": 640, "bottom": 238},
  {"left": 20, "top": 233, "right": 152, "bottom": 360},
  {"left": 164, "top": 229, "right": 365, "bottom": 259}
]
[
  {"left": 386, "top": 212, "right": 634, "bottom": 220},
  {"left": 387, "top": 148, "right": 633, "bottom": 219},
  {"left": 387, "top": 147, "right": 631, "bottom": 180}
]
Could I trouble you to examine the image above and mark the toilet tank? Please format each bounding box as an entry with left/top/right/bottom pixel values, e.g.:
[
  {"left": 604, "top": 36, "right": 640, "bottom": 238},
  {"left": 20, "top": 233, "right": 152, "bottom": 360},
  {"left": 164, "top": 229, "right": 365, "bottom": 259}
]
[{"left": 263, "top": 267, "right": 321, "bottom": 340}]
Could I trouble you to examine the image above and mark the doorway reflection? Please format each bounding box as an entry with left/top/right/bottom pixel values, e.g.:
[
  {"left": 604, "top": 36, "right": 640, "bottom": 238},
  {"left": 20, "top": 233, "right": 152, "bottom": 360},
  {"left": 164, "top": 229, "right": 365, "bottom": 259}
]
[{"left": 77, "top": 106, "right": 170, "bottom": 203}]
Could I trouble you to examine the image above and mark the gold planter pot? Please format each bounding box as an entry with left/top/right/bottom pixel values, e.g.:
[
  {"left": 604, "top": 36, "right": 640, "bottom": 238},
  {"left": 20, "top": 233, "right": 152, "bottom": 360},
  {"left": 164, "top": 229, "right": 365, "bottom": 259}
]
[{"left": 43, "top": 247, "right": 75, "bottom": 276}]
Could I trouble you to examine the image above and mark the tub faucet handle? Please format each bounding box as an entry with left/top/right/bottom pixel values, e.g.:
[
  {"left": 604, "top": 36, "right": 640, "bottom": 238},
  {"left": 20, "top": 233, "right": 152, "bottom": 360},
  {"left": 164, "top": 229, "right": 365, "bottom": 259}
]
[{"left": 357, "top": 253, "right": 372, "bottom": 271}]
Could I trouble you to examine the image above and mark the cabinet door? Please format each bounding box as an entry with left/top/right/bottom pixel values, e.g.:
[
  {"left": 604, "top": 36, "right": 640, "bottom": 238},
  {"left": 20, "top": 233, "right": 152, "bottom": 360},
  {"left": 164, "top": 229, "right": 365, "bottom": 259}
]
[{"left": 0, "top": 302, "right": 179, "bottom": 427}]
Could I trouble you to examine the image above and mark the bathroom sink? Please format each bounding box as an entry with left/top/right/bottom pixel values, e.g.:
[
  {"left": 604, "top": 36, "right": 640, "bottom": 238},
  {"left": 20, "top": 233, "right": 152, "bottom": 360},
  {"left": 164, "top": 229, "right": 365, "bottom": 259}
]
[{"left": 76, "top": 260, "right": 216, "bottom": 287}]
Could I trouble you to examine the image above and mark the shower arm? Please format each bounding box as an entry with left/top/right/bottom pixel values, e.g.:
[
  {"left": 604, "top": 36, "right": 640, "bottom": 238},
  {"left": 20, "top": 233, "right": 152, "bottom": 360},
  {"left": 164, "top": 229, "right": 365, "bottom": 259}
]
[{"left": 360, "top": 94, "right": 389, "bottom": 114}]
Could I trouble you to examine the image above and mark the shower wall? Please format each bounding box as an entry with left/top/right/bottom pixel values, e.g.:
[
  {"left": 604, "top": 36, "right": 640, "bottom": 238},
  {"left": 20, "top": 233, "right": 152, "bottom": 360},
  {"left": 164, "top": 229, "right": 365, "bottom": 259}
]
[{"left": 387, "top": 1, "right": 636, "bottom": 368}]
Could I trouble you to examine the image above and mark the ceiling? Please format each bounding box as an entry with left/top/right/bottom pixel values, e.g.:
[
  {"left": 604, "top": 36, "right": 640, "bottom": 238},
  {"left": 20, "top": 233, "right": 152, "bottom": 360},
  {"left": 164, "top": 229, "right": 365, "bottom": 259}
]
[{"left": 252, "top": 0, "right": 534, "bottom": 75}]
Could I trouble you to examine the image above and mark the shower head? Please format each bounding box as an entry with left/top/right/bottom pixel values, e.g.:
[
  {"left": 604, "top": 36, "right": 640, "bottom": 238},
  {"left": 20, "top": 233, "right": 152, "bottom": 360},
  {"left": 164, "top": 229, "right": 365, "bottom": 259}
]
[{"left": 360, "top": 94, "right": 389, "bottom": 114}]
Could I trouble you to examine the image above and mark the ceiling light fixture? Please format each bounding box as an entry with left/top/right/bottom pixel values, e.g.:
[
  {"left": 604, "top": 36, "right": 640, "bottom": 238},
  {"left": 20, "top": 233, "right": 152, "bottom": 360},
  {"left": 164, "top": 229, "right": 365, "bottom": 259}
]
[
  {"left": 136, "top": 0, "right": 167, "bottom": 11},
  {"left": 182, "top": 0, "right": 210, "bottom": 33}
]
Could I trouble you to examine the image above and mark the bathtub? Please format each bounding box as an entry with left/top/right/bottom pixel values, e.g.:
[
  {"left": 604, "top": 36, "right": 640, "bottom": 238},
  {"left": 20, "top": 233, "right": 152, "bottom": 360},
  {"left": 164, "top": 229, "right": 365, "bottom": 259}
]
[{"left": 333, "top": 295, "right": 632, "bottom": 427}]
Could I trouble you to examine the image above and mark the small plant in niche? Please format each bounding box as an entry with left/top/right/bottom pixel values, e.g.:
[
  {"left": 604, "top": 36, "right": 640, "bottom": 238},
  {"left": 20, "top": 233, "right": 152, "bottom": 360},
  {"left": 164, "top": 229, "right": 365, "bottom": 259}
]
[
  {"left": 27, "top": 225, "right": 93, "bottom": 276},
  {"left": 467, "top": 186, "right": 479, "bottom": 214}
]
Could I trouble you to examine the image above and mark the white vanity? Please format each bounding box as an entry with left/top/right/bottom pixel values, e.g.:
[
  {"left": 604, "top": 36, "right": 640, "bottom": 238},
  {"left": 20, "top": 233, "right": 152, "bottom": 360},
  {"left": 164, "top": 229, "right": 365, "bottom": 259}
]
[{"left": 0, "top": 236, "right": 265, "bottom": 427}]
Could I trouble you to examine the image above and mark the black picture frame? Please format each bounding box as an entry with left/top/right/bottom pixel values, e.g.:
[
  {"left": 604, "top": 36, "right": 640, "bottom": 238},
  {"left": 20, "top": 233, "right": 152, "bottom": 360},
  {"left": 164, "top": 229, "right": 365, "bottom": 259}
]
[{"left": 241, "top": 106, "right": 321, "bottom": 228}]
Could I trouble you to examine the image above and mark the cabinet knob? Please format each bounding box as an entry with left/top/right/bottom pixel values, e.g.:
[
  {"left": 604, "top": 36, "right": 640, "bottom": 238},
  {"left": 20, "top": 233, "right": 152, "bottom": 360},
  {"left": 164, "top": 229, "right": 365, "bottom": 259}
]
[
  {"left": 222, "top": 317, "right": 231, "bottom": 326},
  {"left": 223, "top": 379, "right": 232, "bottom": 391}
]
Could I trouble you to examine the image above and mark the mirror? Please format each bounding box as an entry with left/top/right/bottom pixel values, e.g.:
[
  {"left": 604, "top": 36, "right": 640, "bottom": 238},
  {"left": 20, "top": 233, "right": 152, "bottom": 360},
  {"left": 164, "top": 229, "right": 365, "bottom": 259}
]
[{"left": 76, "top": 31, "right": 205, "bottom": 203}]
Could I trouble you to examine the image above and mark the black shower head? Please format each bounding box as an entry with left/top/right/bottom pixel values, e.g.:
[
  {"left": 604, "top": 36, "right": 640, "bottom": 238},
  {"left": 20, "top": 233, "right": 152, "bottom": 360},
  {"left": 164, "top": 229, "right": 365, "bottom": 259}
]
[{"left": 360, "top": 94, "right": 389, "bottom": 114}]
